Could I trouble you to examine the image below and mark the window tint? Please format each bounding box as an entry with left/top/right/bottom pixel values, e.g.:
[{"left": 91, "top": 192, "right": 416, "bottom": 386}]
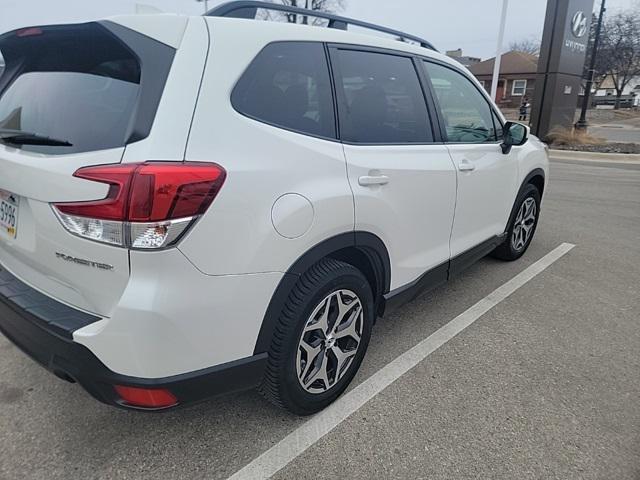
[
  {"left": 0, "top": 71, "right": 139, "bottom": 155},
  {"left": 232, "top": 42, "right": 335, "bottom": 139},
  {"left": 0, "top": 29, "right": 142, "bottom": 155},
  {"left": 333, "top": 49, "right": 432, "bottom": 144},
  {"left": 423, "top": 61, "right": 498, "bottom": 144}
]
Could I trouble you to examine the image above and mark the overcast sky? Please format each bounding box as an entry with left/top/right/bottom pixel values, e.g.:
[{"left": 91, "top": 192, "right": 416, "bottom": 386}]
[{"left": 1, "top": 0, "right": 638, "bottom": 59}]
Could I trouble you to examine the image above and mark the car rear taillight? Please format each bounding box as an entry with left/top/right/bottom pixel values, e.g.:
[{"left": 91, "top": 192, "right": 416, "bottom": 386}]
[{"left": 53, "top": 162, "right": 226, "bottom": 249}]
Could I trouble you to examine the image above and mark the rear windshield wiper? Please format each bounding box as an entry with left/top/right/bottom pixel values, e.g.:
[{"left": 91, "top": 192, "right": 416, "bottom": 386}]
[{"left": 0, "top": 129, "right": 73, "bottom": 147}]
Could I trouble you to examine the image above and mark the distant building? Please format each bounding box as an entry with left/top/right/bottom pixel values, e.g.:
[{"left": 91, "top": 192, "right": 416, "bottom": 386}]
[
  {"left": 591, "top": 74, "right": 640, "bottom": 108},
  {"left": 468, "top": 51, "right": 538, "bottom": 108},
  {"left": 445, "top": 49, "right": 481, "bottom": 68}
]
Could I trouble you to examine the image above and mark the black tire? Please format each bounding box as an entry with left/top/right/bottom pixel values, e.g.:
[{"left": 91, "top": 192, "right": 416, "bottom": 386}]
[
  {"left": 259, "top": 258, "right": 374, "bottom": 415},
  {"left": 491, "top": 183, "right": 541, "bottom": 261}
]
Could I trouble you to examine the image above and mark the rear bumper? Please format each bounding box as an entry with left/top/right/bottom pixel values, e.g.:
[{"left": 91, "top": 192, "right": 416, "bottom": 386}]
[{"left": 0, "top": 267, "right": 267, "bottom": 410}]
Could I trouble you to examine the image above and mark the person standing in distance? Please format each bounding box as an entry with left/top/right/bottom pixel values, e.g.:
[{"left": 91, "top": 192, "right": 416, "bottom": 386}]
[{"left": 519, "top": 96, "right": 531, "bottom": 121}]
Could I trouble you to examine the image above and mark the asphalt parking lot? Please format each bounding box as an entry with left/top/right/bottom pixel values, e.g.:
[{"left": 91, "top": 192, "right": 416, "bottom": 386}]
[{"left": 1, "top": 159, "right": 639, "bottom": 480}]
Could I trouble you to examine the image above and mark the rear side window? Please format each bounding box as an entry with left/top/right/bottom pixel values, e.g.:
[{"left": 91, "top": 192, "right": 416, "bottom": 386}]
[
  {"left": 423, "top": 61, "right": 498, "bottom": 144},
  {"left": 0, "top": 22, "right": 174, "bottom": 155},
  {"left": 232, "top": 42, "right": 336, "bottom": 139},
  {"left": 332, "top": 49, "right": 433, "bottom": 144}
]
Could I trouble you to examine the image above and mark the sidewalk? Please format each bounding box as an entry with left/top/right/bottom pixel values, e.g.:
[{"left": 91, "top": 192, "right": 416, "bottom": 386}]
[
  {"left": 549, "top": 149, "right": 640, "bottom": 167},
  {"left": 589, "top": 124, "right": 640, "bottom": 144}
]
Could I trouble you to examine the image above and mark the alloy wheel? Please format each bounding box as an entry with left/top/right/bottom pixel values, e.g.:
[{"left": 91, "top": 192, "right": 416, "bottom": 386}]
[
  {"left": 511, "top": 197, "right": 537, "bottom": 251},
  {"left": 296, "top": 289, "right": 363, "bottom": 394}
]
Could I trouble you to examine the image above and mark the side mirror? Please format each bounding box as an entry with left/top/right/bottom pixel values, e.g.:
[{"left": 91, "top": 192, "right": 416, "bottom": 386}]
[{"left": 501, "top": 122, "right": 529, "bottom": 154}]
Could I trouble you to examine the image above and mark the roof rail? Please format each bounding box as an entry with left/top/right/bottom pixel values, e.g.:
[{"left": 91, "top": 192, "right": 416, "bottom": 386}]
[{"left": 205, "top": 1, "right": 438, "bottom": 52}]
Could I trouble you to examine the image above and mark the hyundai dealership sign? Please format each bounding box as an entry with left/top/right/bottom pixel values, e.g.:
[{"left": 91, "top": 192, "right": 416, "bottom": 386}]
[
  {"left": 565, "top": 10, "right": 589, "bottom": 53},
  {"left": 531, "top": 0, "right": 595, "bottom": 138}
]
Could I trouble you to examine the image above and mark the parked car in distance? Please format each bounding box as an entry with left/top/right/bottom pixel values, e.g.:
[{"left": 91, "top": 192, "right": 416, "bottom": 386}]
[{"left": 0, "top": 1, "right": 547, "bottom": 415}]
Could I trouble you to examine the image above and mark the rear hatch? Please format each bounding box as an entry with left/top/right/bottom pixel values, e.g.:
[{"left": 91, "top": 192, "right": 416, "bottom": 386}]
[{"left": 0, "top": 21, "right": 175, "bottom": 316}]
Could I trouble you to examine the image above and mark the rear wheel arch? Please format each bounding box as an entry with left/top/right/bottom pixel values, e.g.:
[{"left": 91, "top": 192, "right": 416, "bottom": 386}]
[{"left": 253, "top": 231, "right": 390, "bottom": 355}]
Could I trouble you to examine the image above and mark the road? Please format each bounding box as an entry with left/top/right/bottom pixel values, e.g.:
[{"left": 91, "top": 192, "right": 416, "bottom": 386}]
[{"left": 1, "top": 160, "right": 639, "bottom": 480}]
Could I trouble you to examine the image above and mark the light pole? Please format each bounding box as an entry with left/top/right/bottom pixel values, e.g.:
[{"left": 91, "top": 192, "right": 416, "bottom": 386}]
[
  {"left": 575, "top": 0, "right": 606, "bottom": 131},
  {"left": 490, "top": 0, "right": 509, "bottom": 102}
]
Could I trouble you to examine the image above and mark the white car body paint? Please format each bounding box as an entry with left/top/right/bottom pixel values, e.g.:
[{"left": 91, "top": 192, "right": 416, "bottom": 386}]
[
  {"left": 342, "top": 144, "right": 457, "bottom": 289},
  {"left": 271, "top": 193, "right": 315, "bottom": 239},
  {"left": 446, "top": 142, "right": 520, "bottom": 257},
  {"left": 0, "top": 13, "right": 549, "bottom": 397},
  {"left": 74, "top": 249, "right": 282, "bottom": 378}
]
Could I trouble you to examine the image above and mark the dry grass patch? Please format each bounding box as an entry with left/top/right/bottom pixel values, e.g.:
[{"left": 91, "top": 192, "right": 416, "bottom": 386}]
[{"left": 546, "top": 127, "right": 605, "bottom": 146}]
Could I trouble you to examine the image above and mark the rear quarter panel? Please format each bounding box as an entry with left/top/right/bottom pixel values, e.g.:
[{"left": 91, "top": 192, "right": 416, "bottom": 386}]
[
  {"left": 180, "top": 19, "right": 354, "bottom": 276},
  {"left": 120, "top": 16, "right": 209, "bottom": 163}
]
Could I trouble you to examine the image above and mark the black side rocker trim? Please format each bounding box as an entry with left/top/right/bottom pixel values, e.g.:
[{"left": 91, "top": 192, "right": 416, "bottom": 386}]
[
  {"left": 383, "top": 171, "right": 544, "bottom": 313},
  {"left": 449, "top": 234, "right": 505, "bottom": 278},
  {"left": 383, "top": 262, "right": 448, "bottom": 313},
  {"left": 383, "top": 234, "right": 506, "bottom": 313},
  {"left": 0, "top": 272, "right": 266, "bottom": 410}
]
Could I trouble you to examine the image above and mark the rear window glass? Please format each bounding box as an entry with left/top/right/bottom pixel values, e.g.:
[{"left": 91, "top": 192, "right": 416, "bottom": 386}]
[
  {"left": 232, "top": 42, "right": 336, "bottom": 139},
  {"left": 0, "top": 25, "right": 143, "bottom": 155}
]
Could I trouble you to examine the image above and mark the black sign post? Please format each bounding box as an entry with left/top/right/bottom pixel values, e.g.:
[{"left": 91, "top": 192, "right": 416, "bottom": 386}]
[
  {"left": 576, "top": 0, "right": 606, "bottom": 130},
  {"left": 530, "top": 0, "right": 595, "bottom": 139}
]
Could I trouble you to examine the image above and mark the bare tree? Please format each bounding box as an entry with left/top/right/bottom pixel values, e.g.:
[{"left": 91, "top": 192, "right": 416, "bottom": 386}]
[
  {"left": 262, "top": 0, "right": 346, "bottom": 25},
  {"left": 597, "top": 9, "right": 640, "bottom": 109},
  {"left": 508, "top": 38, "right": 541, "bottom": 56}
]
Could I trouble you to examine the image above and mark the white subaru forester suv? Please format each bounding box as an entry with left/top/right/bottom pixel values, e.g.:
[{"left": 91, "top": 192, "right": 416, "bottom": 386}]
[{"left": 0, "top": 1, "right": 547, "bottom": 414}]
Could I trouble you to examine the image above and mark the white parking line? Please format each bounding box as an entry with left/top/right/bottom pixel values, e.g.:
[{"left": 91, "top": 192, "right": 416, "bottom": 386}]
[{"left": 227, "top": 243, "right": 576, "bottom": 480}]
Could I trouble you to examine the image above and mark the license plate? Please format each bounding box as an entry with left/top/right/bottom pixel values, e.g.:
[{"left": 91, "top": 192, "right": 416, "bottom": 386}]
[{"left": 0, "top": 190, "right": 19, "bottom": 240}]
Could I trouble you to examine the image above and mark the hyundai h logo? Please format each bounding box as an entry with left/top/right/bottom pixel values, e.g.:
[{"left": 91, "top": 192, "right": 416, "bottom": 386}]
[{"left": 571, "top": 11, "right": 588, "bottom": 38}]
